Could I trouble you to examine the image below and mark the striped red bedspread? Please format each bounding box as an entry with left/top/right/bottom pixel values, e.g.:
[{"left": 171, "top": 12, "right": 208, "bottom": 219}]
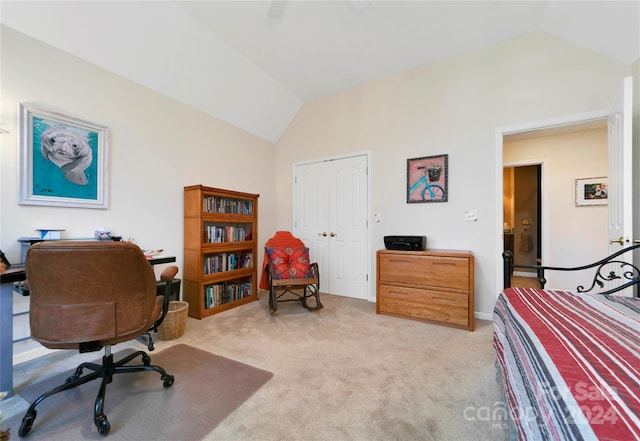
[{"left": 493, "top": 287, "right": 640, "bottom": 441}]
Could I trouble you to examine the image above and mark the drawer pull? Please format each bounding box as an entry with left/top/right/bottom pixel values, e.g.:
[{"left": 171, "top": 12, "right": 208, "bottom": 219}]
[
  {"left": 433, "top": 297, "right": 457, "bottom": 303},
  {"left": 433, "top": 262, "right": 457, "bottom": 266}
]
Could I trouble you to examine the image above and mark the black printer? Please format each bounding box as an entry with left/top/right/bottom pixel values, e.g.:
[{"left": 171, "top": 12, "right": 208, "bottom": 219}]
[{"left": 383, "top": 236, "right": 426, "bottom": 251}]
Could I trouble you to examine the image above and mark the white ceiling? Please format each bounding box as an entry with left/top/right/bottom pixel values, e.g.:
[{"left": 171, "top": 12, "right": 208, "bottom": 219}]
[
  {"left": 176, "top": 0, "right": 640, "bottom": 100},
  {"left": 2, "top": 1, "right": 639, "bottom": 142}
]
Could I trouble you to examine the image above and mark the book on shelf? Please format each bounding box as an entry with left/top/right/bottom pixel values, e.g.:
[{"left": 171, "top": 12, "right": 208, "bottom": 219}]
[
  {"left": 205, "top": 225, "right": 252, "bottom": 243},
  {"left": 203, "top": 281, "right": 253, "bottom": 309},
  {"left": 203, "top": 196, "right": 253, "bottom": 215},
  {"left": 203, "top": 252, "right": 253, "bottom": 275}
]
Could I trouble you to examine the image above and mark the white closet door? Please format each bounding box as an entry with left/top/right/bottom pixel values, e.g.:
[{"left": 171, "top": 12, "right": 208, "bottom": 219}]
[
  {"left": 294, "top": 161, "right": 329, "bottom": 288},
  {"left": 294, "top": 154, "right": 369, "bottom": 299},
  {"left": 327, "top": 155, "right": 368, "bottom": 298}
]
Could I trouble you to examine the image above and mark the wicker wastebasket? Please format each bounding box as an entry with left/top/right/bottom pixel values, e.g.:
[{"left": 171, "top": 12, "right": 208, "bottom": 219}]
[{"left": 158, "top": 301, "right": 188, "bottom": 340}]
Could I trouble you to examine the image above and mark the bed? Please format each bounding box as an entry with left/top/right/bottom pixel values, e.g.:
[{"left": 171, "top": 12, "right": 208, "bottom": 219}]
[{"left": 494, "top": 248, "right": 640, "bottom": 440}]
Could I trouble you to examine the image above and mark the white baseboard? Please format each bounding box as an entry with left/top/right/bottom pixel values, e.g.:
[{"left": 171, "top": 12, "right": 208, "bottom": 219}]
[
  {"left": 13, "top": 345, "right": 57, "bottom": 365},
  {"left": 475, "top": 311, "right": 493, "bottom": 322}
]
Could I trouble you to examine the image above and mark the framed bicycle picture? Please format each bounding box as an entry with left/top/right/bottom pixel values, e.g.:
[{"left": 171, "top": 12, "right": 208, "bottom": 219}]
[
  {"left": 407, "top": 154, "right": 448, "bottom": 203},
  {"left": 18, "top": 103, "right": 109, "bottom": 209}
]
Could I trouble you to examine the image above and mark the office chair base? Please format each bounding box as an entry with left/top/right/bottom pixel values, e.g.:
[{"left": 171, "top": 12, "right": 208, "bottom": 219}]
[{"left": 18, "top": 348, "right": 174, "bottom": 437}]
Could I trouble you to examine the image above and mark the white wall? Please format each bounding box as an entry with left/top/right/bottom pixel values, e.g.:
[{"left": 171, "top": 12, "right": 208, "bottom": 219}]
[
  {"left": 275, "top": 32, "right": 631, "bottom": 317},
  {"left": 0, "top": 26, "right": 279, "bottom": 363},
  {"left": 0, "top": 25, "right": 278, "bottom": 273},
  {"left": 2, "top": 26, "right": 634, "bottom": 323},
  {"left": 504, "top": 127, "right": 608, "bottom": 289}
]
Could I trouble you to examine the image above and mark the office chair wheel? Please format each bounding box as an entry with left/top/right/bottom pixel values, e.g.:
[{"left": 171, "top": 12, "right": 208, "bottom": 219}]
[
  {"left": 142, "top": 353, "right": 151, "bottom": 366},
  {"left": 95, "top": 414, "right": 110, "bottom": 435},
  {"left": 18, "top": 410, "right": 36, "bottom": 437},
  {"left": 163, "top": 374, "right": 175, "bottom": 388}
]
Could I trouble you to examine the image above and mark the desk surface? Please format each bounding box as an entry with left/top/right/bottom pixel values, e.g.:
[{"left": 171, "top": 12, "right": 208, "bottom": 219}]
[{"left": 147, "top": 255, "right": 177, "bottom": 266}]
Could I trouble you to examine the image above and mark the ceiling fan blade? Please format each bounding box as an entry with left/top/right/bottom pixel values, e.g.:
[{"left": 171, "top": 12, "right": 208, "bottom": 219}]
[
  {"left": 267, "top": 0, "right": 288, "bottom": 18},
  {"left": 347, "top": 0, "right": 372, "bottom": 15}
]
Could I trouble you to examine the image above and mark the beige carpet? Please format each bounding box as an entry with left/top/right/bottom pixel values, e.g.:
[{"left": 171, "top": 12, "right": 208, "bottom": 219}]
[
  {"left": 2, "top": 293, "right": 509, "bottom": 441},
  {"left": 3, "top": 344, "right": 273, "bottom": 440}
]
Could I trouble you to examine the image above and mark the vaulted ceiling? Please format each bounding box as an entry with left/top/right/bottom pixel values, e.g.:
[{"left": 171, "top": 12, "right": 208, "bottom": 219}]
[{"left": 2, "top": 1, "right": 638, "bottom": 142}]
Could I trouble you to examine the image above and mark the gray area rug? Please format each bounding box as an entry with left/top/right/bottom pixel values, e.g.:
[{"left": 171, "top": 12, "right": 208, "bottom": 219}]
[{"left": 4, "top": 344, "right": 273, "bottom": 440}]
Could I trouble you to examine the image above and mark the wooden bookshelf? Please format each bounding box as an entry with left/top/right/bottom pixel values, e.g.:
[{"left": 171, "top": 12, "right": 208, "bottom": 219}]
[{"left": 183, "top": 185, "right": 259, "bottom": 319}]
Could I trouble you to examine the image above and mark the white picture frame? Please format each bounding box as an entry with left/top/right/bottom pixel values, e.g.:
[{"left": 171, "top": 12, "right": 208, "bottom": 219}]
[
  {"left": 18, "top": 103, "right": 109, "bottom": 209},
  {"left": 575, "top": 177, "right": 607, "bottom": 207}
]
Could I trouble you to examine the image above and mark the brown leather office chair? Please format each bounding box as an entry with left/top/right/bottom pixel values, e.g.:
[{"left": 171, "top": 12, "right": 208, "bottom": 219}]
[
  {"left": 138, "top": 264, "right": 180, "bottom": 350},
  {"left": 18, "top": 241, "right": 175, "bottom": 437}
]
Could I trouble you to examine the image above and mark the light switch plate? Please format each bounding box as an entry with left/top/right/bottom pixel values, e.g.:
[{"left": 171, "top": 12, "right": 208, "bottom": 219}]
[{"left": 464, "top": 210, "right": 478, "bottom": 222}]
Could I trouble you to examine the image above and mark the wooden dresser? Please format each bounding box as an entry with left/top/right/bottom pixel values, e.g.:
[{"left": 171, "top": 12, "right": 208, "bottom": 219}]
[{"left": 376, "top": 249, "right": 474, "bottom": 331}]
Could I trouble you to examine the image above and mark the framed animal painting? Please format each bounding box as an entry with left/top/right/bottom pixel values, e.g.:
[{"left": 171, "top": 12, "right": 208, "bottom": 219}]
[{"left": 18, "top": 103, "right": 109, "bottom": 208}]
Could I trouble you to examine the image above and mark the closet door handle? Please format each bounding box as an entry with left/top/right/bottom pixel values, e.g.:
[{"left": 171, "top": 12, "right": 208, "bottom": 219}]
[
  {"left": 319, "top": 232, "right": 327, "bottom": 237},
  {"left": 330, "top": 232, "right": 336, "bottom": 237}
]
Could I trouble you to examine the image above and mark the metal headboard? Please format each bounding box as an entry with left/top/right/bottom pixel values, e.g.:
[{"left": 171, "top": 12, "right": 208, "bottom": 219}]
[{"left": 503, "top": 244, "right": 640, "bottom": 296}]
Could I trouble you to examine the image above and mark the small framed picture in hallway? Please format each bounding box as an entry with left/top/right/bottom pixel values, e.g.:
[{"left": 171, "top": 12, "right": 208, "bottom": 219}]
[{"left": 575, "top": 177, "right": 607, "bottom": 206}]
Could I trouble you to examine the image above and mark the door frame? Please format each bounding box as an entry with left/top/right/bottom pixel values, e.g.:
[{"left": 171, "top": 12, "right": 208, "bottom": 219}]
[
  {"left": 494, "top": 109, "right": 609, "bottom": 297},
  {"left": 292, "top": 150, "right": 373, "bottom": 301}
]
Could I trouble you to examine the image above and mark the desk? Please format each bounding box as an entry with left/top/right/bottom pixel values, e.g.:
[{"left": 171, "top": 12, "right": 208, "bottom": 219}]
[
  {"left": 0, "top": 266, "right": 25, "bottom": 397},
  {"left": 0, "top": 256, "right": 175, "bottom": 397}
]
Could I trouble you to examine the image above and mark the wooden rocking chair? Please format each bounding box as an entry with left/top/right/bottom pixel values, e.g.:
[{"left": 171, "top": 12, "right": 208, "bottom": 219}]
[{"left": 261, "top": 232, "right": 323, "bottom": 314}]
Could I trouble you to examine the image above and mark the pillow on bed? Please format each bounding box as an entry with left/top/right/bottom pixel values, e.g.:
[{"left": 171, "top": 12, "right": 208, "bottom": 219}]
[{"left": 265, "top": 246, "right": 313, "bottom": 279}]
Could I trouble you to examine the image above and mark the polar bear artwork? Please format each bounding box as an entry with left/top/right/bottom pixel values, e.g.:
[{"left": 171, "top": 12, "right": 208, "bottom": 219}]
[{"left": 40, "top": 126, "right": 93, "bottom": 185}]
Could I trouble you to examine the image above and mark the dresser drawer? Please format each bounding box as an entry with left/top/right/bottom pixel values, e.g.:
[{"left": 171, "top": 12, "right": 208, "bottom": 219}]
[
  {"left": 378, "top": 285, "right": 468, "bottom": 326},
  {"left": 378, "top": 254, "right": 469, "bottom": 290}
]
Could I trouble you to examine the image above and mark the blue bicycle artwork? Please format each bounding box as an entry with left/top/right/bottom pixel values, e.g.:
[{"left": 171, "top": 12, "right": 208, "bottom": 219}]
[{"left": 407, "top": 154, "right": 448, "bottom": 203}]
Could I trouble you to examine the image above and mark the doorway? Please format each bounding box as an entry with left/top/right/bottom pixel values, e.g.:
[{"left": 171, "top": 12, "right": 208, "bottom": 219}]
[
  {"left": 503, "top": 163, "right": 542, "bottom": 287},
  {"left": 495, "top": 110, "right": 610, "bottom": 293}
]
